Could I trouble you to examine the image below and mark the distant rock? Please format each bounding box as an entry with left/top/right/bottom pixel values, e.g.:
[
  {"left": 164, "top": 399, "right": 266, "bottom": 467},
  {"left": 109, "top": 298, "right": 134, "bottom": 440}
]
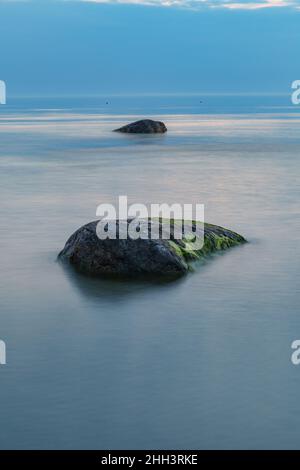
[
  {"left": 114, "top": 119, "right": 167, "bottom": 134},
  {"left": 58, "top": 219, "right": 246, "bottom": 280}
]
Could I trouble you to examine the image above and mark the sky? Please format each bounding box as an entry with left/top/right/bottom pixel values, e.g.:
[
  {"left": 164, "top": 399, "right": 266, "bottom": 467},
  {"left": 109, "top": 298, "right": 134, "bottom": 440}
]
[{"left": 0, "top": 0, "right": 299, "bottom": 95}]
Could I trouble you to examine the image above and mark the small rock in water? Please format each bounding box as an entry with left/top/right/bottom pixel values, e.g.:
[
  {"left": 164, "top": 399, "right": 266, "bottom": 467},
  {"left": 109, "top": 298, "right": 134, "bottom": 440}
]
[{"left": 114, "top": 119, "right": 167, "bottom": 134}]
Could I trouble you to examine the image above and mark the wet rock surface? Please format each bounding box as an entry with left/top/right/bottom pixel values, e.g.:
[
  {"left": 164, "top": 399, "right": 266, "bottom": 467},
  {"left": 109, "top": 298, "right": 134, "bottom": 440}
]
[
  {"left": 114, "top": 119, "right": 167, "bottom": 134},
  {"left": 59, "top": 219, "right": 246, "bottom": 279}
]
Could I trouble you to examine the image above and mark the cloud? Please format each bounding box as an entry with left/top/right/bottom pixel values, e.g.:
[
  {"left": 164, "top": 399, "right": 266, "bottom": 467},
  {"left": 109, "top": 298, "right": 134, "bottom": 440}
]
[
  {"left": 0, "top": 0, "right": 298, "bottom": 9},
  {"left": 80, "top": 0, "right": 299, "bottom": 10},
  {"left": 220, "top": 0, "right": 294, "bottom": 9}
]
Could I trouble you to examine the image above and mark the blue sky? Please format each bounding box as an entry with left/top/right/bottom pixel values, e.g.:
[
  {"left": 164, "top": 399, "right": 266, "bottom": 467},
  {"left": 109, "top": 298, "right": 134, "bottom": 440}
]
[{"left": 0, "top": 0, "right": 299, "bottom": 95}]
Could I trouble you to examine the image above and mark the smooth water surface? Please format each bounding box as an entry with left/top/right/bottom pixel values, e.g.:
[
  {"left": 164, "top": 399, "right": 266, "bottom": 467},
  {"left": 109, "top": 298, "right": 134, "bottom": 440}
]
[{"left": 0, "top": 95, "right": 299, "bottom": 449}]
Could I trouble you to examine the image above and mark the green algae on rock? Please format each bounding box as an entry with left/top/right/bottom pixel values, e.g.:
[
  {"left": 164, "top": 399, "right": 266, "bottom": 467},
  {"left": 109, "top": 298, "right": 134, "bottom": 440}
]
[{"left": 58, "top": 219, "right": 246, "bottom": 279}]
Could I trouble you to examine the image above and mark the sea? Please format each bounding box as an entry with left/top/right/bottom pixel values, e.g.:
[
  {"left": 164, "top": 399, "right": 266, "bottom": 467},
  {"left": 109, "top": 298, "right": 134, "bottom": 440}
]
[{"left": 0, "top": 93, "right": 299, "bottom": 449}]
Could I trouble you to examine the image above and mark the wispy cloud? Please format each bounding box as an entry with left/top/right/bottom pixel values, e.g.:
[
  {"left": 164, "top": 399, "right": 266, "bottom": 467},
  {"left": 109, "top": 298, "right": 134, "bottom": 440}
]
[
  {"left": 80, "top": 0, "right": 299, "bottom": 10},
  {"left": 221, "top": 0, "right": 294, "bottom": 9},
  {"left": 0, "top": 0, "right": 298, "bottom": 9}
]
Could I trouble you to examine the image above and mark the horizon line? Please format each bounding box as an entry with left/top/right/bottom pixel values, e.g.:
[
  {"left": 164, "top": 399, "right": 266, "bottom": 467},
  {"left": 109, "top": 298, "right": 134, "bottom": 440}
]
[{"left": 6, "top": 92, "right": 292, "bottom": 99}]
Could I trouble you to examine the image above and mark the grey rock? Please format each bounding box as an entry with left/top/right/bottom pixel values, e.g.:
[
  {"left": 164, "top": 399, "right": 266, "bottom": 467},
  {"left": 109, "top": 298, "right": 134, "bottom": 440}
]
[
  {"left": 59, "top": 219, "right": 246, "bottom": 279},
  {"left": 114, "top": 119, "right": 167, "bottom": 134}
]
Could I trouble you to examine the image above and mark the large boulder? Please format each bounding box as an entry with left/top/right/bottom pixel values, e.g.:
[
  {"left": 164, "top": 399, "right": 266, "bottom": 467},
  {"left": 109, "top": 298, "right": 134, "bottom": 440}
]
[
  {"left": 59, "top": 219, "right": 246, "bottom": 279},
  {"left": 114, "top": 119, "right": 167, "bottom": 134}
]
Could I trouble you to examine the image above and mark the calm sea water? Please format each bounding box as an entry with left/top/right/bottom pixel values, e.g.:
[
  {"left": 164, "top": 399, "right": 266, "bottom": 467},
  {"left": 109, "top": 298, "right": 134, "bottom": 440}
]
[{"left": 0, "top": 95, "right": 300, "bottom": 449}]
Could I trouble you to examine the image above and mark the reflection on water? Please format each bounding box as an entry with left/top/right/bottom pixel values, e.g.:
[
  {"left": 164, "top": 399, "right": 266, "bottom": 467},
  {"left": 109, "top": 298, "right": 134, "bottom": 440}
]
[
  {"left": 0, "top": 96, "right": 300, "bottom": 449},
  {"left": 59, "top": 259, "right": 187, "bottom": 300}
]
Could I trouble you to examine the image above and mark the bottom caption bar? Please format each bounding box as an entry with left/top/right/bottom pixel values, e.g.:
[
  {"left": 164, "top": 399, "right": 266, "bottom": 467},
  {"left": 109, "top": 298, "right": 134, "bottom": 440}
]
[{"left": 0, "top": 451, "right": 298, "bottom": 465}]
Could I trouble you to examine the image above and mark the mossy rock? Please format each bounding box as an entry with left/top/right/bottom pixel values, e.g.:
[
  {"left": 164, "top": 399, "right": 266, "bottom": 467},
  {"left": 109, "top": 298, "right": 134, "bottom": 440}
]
[{"left": 59, "top": 219, "right": 246, "bottom": 279}]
